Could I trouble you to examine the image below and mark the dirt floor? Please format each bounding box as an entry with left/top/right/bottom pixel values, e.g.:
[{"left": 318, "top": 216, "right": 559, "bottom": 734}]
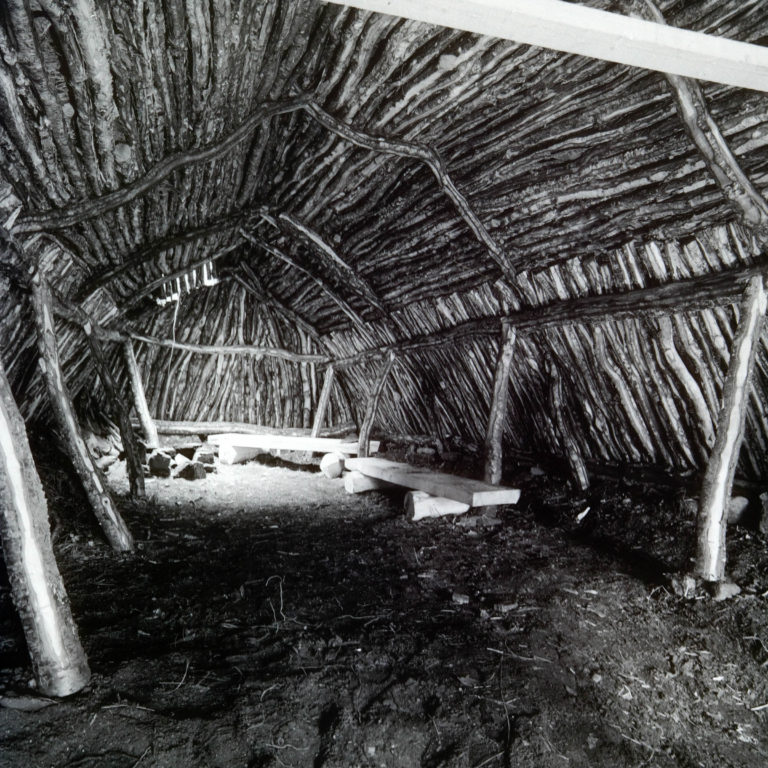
[{"left": 2, "top": 445, "right": 768, "bottom": 768}]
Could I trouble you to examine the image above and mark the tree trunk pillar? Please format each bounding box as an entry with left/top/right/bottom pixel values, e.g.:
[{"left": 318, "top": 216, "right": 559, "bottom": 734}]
[
  {"left": 359, "top": 354, "right": 396, "bottom": 458},
  {"left": 311, "top": 365, "right": 335, "bottom": 438},
  {"left": 122, "top": 340, "right": 158, "bottom": 449},
  {"left": 696, "top": 276, "right": 766, "bottom": 582},
  {"left": 483, "top": 323, "right": 517, "bottom": 485},
  {"left": 0, "top": 359, "right": 91, "bottom": 697},
  {"left": 31, "top": 274, "right": 134, "bottom": 552}
]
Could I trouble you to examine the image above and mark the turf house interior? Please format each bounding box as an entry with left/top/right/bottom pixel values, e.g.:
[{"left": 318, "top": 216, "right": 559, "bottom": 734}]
[{"left": 2, "top": 1, "right": 768, "bottom": 766}]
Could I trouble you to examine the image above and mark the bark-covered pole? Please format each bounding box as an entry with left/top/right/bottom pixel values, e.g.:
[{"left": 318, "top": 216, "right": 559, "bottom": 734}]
[
  {"left": 549, "top": 362, "right": 590, "bottom": 491},
  {"left": 311, "top": 365, "right": 335, "bottom": 438},
  {"left": 31, "top": 273, "right": 134, "bottom": 552},
  {"left": 483, "top": 323, "right": 517, "bottom": 485},
  {"left": 696, "top": 275, "right": 767, "bottom": 583},
  {"left": 122, "top": 340, "right": 159, "bottom": 449},
  {"left": 0, "top": 358, "right": 91, "bottom": 697},
  {"left": 358, "top": 353, "right": 396, "bottom": 458},
  {"left": 81, "top": 323, "right": 145, "bottom": 500}
]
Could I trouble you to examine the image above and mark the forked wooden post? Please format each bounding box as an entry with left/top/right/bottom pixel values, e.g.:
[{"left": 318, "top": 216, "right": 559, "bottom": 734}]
[
  {"left": 122, "top": 340, "right": 159, "bottom": 449},
  {"left": 31, "top": 274, "right": 134, "bottom": 552},
  {"left": 696, "top": 276, "right": 767, "bottom": 583},
  {"left": 311, "top": 365, "right": 335, "bottom": 438},
  {"left": 483, "top": 323, "right": 516, "bottom": 485},
  {"left": 82, "top": 323, "right": 145, "bottom": 499},
  {"left": 0, "top": 359, "right": 91, "bottom": 696},
  {"left": 359, "top": 353, "right": 396, "bottom": 458}
]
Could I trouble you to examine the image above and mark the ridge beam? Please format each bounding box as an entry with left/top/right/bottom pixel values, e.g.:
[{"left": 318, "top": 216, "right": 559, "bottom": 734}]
[{"left": 323, "top": 0, "right": 768, "bottom": 93}]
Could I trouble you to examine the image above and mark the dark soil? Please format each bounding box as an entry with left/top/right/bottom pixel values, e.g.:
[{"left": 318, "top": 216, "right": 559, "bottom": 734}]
[{"left": 2, "top": 452, "right": 768, "bottom": 768}]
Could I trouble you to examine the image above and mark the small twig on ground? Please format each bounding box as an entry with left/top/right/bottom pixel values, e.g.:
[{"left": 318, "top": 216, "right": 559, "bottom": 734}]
[
  {"left": 750, "top": 702, "right": 768, "bottom": 712},
  {"left": 101, "top": 703, "right": 156, "bottom": 713},
  {"left": 130, "top": 746, "right": 151, "bottom": 768},
  {"left": 472, "top": 750, "right": 504, "bottom": 768},
  {"left": 159, "top": 658, "right": 190, "bottom": 690},
  {"left": 266, "top": 575, "right": 286, "bottom": 624}
]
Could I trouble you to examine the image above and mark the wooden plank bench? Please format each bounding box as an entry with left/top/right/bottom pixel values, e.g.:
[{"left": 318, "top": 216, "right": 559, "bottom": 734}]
[
  {"left": 344, "top": 457, "right": 521, "bottom": 507},
  {"left": 208, "top": 433, "right": 380, "bottom": 465}
]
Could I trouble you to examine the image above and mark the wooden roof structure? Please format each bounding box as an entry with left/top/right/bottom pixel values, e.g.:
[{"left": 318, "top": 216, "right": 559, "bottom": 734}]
[
  {"left": 1, "top": 0, "right": 768, "bottom": 482},
  {"left": 3, "top": 0, "right": 768, "bottom": 696}
]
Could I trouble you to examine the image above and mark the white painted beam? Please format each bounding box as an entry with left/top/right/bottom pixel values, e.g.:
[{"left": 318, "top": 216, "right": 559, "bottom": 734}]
[{"left": 323, "top": 0, "right": 768, "bottom": 93}]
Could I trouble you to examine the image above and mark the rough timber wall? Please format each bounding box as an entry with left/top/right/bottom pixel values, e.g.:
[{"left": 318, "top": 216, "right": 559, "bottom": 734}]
[{"left": 1, "top": 1, "right": 768, "bottom": 480}]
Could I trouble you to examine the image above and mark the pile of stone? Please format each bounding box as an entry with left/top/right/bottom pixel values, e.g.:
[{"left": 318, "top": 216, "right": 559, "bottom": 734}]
[{"left": 147, "top": 439, "right": 216, "bottom": 481}]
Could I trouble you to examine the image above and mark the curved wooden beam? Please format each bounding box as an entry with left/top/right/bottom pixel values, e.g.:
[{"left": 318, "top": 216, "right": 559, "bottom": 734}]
[{"left": 15, "top": 98, "right": 308, "bottom": 233}]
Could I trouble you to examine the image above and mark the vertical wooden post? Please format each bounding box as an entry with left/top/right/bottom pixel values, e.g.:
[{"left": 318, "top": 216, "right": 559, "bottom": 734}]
[
  {"left": 696, "top": 276, "right": 767, "bottom": 582},
  {"left": 0, "top": 359, "right": 91, "bottom": 697},
  {"left": 483, "top": 323, "right": 516, "bottom": 485},
  {"left": 311, "top": 365, "right": 335, "bottom": 438},
  {"left": 31, "top": 274, "right": 134, "bottom": 552},
  {"left": 358, "top": 353, "right": 396, "bottom": 458},
  {"left": 122, "top": 340, "right": 159, "bottom": 449},
  {"left": 549, "top": 362, "right": 589, "bottom": 491},
  {"left": 82, "top": 324, "right": 145, "bottom": 500}
]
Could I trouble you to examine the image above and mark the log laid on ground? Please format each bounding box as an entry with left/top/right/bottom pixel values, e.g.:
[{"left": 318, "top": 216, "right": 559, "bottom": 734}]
[
  {"left": 0, "top": 358, "right": 91, "bottom": 697},
  {"left": 210, "top": 433, "right": 380, "bottom": 465},
  {"left": 31, "top": 274, "right": 134, "bottom": 552},
  {"left": 405, "top": 490, "right": 470, "bottom": 521},
  {"left": 320, "top": 451, "right": 346, "bottom": 479},
  {"left": 345, "top": 458, "right": 521, "bottom": 507},
  {"left": 696, "top": 275, "right": 767, "bottom": 583},
  {"left": 343, "top": 470, "right": 396, "bottom": 494}
]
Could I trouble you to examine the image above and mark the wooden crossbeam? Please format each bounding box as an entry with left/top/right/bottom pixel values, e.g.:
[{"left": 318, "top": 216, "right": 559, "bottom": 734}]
[{"left": 324, "top": 0, "right": 768, "bottom": 93}]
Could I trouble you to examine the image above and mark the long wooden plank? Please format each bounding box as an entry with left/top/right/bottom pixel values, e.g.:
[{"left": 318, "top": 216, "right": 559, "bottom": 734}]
[
  {"left": 324, "top": 0, "right": 768, "bottom": 93},
  {"left": 345, "top": 457, "right": 520, "bottom": 507},
  {"left": 209, "top": 433, "right": 379, "bottom": 454}
]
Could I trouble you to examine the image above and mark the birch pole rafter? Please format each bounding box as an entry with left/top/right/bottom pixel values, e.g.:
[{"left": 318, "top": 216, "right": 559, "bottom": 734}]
[
  {"left": 31, "top": 273, "right": 134, "bottom": 552},
  {"left": 639, "top": 0, "right": 768, "bottom": 242},
  {"left": 276, "top": 211, "right": 390, "bottom": 317},
  {"left": 239, "top": 229, "right": 368, "bottom": 329},
  {"left": 0, "top": 355, "right": 91, "bottom": 697},
  {"left": 483, "top": 322, "right": 516, "bottom": 486}
]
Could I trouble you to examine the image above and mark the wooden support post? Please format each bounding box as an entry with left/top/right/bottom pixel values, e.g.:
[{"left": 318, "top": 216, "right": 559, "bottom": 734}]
[
  {"left": 549, "top": 363, "right": 590, "bottom": 491},
  {"left": 0, "top": 358, "right": 91, "bottom": 696},
  {"left": 358, "top": 353, "right": 396, "bottom": 458},
  {"left": 483, "top": 323, "right": 516, "bottom": 485},
  {"left": 311, "top": 365, "right": 335, "bottom": 438},
  {"left": 31, "top": 274, "right": 134, "bottom": 552},
  {"left": 122, "top": 340, "right": 159, "bottom": 449},
  {"left": 696, "top": 276, "right": 767, "bottom": 583},
  {"left": 82, "top": 324, "right": 145, "bottom": 500}
]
